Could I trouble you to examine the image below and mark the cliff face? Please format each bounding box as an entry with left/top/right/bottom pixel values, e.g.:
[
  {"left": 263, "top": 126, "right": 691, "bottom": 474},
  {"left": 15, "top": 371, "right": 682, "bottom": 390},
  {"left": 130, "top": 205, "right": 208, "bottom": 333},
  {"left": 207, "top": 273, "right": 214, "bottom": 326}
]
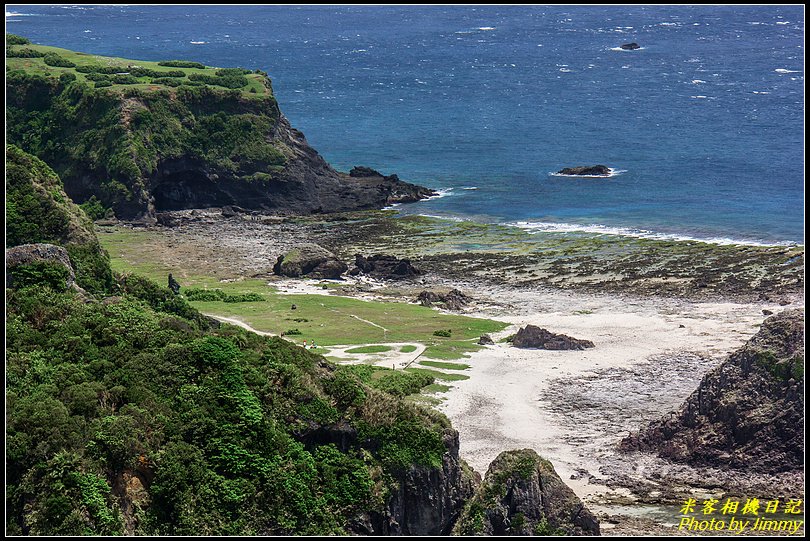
[
  {"left": 353, "top": 430, "right": 479, "bottom": 535},
  {"left": 6, "top": 43, "right": 434, "bottom": 221},
  {"left": 620, "top": 310, "right": 804, "bottom": 473}
]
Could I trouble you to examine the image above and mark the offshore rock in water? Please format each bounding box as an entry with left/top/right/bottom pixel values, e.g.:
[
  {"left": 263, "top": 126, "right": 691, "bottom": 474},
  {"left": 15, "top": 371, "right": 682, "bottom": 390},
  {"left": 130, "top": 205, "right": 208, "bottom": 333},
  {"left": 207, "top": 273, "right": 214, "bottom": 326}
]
[
  {"left": 556, "top": 165, "right": 611, "bottom": 176},
  {"left": 620, "top": 309, "right": 804, "bottom": 473},
  {"left": 512, "top": 325, "right": 595, "bottom": 350},
  {"left": 453, "top": 449, "right": 600, "bottom": 536},
  {"left": 620, "top": 42, "right": 641, "bottom": 50}
]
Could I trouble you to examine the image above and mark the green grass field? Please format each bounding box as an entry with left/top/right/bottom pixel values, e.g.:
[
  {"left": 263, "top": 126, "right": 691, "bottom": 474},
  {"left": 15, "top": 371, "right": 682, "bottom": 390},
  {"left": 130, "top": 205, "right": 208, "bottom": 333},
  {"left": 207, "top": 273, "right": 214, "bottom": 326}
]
[{"left": 99, "top": 227, "right": 508, "bottom": 357}]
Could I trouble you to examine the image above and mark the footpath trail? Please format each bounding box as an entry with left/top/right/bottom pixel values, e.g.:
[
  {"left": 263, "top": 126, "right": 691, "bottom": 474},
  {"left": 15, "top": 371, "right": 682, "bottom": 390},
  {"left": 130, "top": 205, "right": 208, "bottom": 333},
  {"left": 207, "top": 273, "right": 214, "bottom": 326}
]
[{"left": 203, "top": 313, "right": 276, "bottom": 337}]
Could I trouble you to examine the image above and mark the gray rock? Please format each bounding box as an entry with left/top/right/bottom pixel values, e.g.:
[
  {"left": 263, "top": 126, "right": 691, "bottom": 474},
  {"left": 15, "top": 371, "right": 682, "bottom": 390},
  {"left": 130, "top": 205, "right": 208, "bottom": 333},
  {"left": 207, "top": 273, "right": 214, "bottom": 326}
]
[
  {"left": 6, "top": 243, "right": 76, "bottom": 290},
  {"left": 273, "top": 244, "right": 348, "bottom": 279},
  {"left": 453, "top": 449, "right": 600, "bottom": 535},
  {"left": 512, "top": 325, "right": 595, "bottom": 350},
  {"left": 417, "top": 289, "right": 471, "bottom": 311}
]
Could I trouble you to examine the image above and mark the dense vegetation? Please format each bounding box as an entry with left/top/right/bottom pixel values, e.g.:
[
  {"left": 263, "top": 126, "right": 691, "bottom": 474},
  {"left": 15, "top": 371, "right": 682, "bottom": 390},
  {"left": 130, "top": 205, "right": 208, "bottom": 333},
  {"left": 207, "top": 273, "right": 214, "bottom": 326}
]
[
  {"left": 5, "top": 146, "right": 449, "bottom": 535},
  {"left": 5, "top": 36, "right": 286, "bottom": 218}
]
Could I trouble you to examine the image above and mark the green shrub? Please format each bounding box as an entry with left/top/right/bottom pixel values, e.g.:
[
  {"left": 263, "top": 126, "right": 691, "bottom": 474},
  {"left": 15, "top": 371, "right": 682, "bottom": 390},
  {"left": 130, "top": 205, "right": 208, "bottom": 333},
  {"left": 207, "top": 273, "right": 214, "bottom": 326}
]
[
  {"left": 7, "top": 261, "right": 71, "bottom": 291},
  {"left": 43, "top": 53, "right": 76, "bottom": 68},
  {"left": 284, "top": 329, "right": 302, "bottom": 335},
  {"left": 158, "top": 60, "right": 206, "bottom": 69},
  {"left": 94, "top": 80, "right": 112, "bottom": 88},
  {"left": 7, "top": 33, "right": 31, "bottom": 45},
  {"left": 6, "top": 47, "right": 44, "bottom": 58},
  {"left": 433, "top": 329, "right": 452, "bottom": 337},
  {"left": 78, "top": 196, "right": 108, "bottom": 221},
  {"left": 111, "top": 74, "right": 139, "bottom": 85},
  {"left": 59, "top": 72, "right": 77, "bottom": 84}
]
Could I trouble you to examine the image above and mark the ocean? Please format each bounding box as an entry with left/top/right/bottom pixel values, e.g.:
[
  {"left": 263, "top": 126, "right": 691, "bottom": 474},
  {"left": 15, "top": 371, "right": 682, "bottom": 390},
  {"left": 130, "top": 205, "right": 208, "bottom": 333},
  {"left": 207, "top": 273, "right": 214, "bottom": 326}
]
[{"left": 6, "top": 5, "right": 805, "bottom": 245}]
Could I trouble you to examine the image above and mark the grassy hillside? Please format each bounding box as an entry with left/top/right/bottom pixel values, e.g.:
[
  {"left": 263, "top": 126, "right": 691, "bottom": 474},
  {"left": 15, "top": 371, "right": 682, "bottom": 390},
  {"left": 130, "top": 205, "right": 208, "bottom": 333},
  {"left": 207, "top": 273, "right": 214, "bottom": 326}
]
[
  {"left": 6, "top": 34, "right": 271, "bottom": 96},
  {"left": 4, "top": 146, "right": 463, "bottom": 535}
]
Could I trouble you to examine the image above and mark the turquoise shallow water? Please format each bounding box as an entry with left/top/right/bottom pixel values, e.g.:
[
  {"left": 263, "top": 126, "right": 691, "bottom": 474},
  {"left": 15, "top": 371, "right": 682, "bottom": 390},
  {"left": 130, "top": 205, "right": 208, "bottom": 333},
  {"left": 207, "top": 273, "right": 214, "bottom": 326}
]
[{"left": 6, "top": 5, "right": 805, "bottom": 245}]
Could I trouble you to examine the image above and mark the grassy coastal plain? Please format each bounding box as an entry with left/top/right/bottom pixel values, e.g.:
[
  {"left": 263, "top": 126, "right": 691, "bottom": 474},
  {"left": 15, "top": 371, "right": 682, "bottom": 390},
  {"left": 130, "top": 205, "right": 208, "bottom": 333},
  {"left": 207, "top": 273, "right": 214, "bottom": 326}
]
[{"left": 98, "top": 209, "right": 804, "bottom": 534}]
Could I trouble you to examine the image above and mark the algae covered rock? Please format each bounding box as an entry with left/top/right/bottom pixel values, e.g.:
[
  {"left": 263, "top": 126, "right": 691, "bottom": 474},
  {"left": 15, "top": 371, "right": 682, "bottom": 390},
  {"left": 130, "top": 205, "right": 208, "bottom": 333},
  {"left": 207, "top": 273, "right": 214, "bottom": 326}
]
[
  {"left": 273, "top": 244, "right": 348, "bottom": 279},
  {"left": 453, "top": 449, "right": 600, "bottom": 536}
]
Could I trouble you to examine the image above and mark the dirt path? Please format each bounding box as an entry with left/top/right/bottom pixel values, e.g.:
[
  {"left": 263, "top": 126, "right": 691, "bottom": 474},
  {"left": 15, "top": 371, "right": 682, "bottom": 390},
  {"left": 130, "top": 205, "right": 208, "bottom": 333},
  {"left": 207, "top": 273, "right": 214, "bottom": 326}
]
[{"left": 204, "top": 313, "right": 277, "bottom": 336}]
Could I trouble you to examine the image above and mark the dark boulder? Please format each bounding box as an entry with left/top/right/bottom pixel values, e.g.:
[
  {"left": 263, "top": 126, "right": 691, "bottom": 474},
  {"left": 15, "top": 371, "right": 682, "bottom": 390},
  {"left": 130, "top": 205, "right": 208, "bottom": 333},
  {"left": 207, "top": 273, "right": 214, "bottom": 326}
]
[
  {"left": 556, "top": 165, "right": 611, "bottom": 176},
  {"left": 273, "top": 244, "right": 348, "bottom": 279},
  {"left": 512, "top": 325, "right": 595, "bottom": 350},
  {"left": 478, "top": 334, "right": 495, "bottom": 346},
  {"left": 620, "top": 310, "right": 804, "bottom": 473},
  {"left": 453, "top": 449, "right": 600, "bottom": 536},
  {"left": 416, "top": 289, "right": 471, "bottom": 311},
  {"left": 351, "top": 254, "right": 421, "bottom": 280},
  {"left": 620, "top": 42, "right": 641, "bottom": 50}
]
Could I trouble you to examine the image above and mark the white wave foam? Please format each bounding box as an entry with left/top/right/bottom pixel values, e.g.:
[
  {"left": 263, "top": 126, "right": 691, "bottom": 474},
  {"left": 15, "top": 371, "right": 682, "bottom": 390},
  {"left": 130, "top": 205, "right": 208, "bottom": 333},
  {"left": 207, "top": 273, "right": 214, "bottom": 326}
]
[
  {"left": 6, "top": 11, "right": 34, "bottom": 17},
  {"left": 548, "top": 168, "right": 626, "bottom": 179},
  {"left": 477, "top": 27, "right": 496, "bottom": 31},
  {"left": 658, "top": 22, "right": 679, "bottom": 27},
  {"left": 776, "top": 21, "right": 790, "bottom": 25},
  {"left": 461, "top": 186, "right": 478, "bottom": 190},
  {"left": 559, "top": 68, "right": 573, "bottom": 73},
  {"left": 690, "top": 95, "right": 708, "bottom": 99},
  {"left": 422, "top": 188, "right": 454, "bottom": 201},
  {"left": 190, "top": 41, "right": 207, "bottom": 44},
  {"left": 691, "top": 79, "right": 706, "bottom": 84},
  {"left": 775, "top": 68, "right": 800, "bottom": 74},
  {"left": 511, "top": 221, "right": 800, "bottom": 247}
]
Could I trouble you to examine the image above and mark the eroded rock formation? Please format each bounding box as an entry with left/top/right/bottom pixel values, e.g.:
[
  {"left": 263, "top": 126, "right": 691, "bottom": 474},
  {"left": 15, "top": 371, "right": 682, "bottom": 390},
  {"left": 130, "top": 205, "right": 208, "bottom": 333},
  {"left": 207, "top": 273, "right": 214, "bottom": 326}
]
[{"left": 453, "top": 449, "right": 600, "bottom": 536}]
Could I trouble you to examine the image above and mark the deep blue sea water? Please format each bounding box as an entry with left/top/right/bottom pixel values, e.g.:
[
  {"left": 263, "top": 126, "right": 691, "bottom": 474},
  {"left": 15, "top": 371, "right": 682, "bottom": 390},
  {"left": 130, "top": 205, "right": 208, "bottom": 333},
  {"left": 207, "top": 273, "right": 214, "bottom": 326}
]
[{"left": 6, "top": 5, "right": 805, "bottom": 245}]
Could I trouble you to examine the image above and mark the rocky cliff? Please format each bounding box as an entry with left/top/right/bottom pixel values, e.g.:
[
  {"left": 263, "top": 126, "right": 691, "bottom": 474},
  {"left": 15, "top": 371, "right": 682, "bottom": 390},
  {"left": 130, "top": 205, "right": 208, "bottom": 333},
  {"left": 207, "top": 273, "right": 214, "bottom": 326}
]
[
  {"left": 453, "top": 449, "right": 600, "bottom": 536},
  {"left": 620, "top": 310, "right": 804, "bottom": 473},
  {"left": 6, "top": 40, "right": 435, "bottom": 221}
]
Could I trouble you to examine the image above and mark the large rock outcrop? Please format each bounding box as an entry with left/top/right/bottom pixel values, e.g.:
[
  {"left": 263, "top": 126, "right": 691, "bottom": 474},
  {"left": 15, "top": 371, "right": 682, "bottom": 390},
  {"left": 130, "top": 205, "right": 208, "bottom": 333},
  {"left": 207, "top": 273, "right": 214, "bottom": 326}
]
[
  {"left": 6, "top": 43, "right": 436, "bottom": 221},
  {"left": 512, "top": 325, "right": 595, "bottom": 350},
  {"left": 620, "top": 310, "right": 804, "bottom": 473},
  {"left": 349, "top": 254, "right": 422, "bottom": 280},
  {"left": 416, "top": 289, "right": 471, "bottom": 311},
  {"left": 273, "top": 244, "right": 348, "bottom": 279},
  {"left": 453, "top": 449, "right": 600, "bottom": 536}
]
